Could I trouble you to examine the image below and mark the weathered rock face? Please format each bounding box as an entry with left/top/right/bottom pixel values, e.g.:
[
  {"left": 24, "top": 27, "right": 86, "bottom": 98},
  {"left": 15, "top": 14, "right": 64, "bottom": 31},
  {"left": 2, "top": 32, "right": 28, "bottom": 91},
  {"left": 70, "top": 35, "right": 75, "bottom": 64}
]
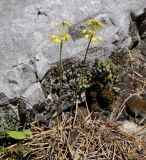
[{"left": 0, "top": 0, "right": 146, "bottom": 137}]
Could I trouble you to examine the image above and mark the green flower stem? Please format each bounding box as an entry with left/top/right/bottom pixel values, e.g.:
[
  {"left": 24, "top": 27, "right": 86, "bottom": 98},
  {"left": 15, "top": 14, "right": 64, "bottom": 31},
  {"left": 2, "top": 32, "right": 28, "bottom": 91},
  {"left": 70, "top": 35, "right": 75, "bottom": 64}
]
[
  {"left": 79, "top": 34, "right": 93, "bottom": 88},
  {"left": 71, "top": 34, "right": 93, "bottom": 125},
  {"left": 56, "top": 41, "right": 63, "bottom": 155},
  {"left": 82, "top": 34, "right": 93, "bottom": 67},
  {"left": 57, "top": 41, "right": 64, "bottom": 121},
  {"left": 60, "top": 41, "right": 64, "bottom": 75}
]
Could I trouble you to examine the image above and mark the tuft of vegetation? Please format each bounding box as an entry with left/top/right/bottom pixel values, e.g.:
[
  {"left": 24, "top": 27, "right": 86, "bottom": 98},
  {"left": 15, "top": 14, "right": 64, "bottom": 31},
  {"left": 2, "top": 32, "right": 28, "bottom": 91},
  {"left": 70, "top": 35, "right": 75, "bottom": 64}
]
[
  {"left": 91, "top": 59, "right": 117, "bottom": 86},
  {"left": 0, "top": 109, "right": 18, "bottom": 139},
  {"left": 85, "top": 58, "right": 118, "bottom": 111}
]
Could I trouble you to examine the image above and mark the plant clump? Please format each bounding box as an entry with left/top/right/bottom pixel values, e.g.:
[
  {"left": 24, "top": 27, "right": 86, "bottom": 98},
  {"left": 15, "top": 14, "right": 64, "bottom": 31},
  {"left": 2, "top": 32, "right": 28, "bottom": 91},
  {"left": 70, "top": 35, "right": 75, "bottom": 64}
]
[
  {"left": 0, "top": 107, "right": 18, "bottom": 139},
  {"left": 85, "top": 59, "right": 118, "bottom": 111},
  {"left": 91, "top": 59, "right": 117, "bottom": 86}
]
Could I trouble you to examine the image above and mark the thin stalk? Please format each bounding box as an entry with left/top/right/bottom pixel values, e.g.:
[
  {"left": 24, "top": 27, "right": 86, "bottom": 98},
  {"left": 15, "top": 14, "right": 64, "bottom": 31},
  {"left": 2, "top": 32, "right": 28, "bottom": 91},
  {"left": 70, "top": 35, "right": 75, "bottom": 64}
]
[
  {"left": 82, "top": 34, "right": 93, "bottom": 67},
  {"left": 57, "top": 41, "right": 63, "bottom": 158},
  {"left": 71, "top": 34, "right": 93, "bottom": 128},
  {"left": 57, "top": 41, "right": 64, "bottom": 121},
  {"left": 79, "top": 34, "right": 93, "bottom": 91},
  {"left": 79, "top": 34, "right": 93, "bottom": 92}
]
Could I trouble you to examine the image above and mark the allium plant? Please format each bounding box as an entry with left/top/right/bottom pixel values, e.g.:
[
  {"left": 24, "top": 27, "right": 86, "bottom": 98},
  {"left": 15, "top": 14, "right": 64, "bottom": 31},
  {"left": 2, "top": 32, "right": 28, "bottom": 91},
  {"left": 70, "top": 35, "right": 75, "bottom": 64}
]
[
  {"left": 49, "top": 19, "right": 105, "bottom": 121},
  {"left": 50, "top": 21, "right": 71, "bottom": 120},
  {"left": 76, "top": 18, "right": 106, "bottom": 92}
]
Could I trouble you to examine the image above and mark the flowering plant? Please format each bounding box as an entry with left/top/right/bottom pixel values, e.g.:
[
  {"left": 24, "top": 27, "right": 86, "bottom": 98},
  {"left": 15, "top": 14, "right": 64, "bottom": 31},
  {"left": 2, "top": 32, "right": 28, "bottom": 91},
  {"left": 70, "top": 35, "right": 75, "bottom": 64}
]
[{"left": 49, "top": 21, "right": 72, "bottom": 121}]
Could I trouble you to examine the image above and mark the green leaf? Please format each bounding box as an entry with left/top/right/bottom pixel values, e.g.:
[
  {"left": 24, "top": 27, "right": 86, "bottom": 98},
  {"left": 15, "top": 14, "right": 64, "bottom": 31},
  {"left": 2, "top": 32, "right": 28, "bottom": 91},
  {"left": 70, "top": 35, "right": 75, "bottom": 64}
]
[
  {"left": 7, "top": 131, "right": 26, "bottom": 140},
  {"left": 23, "top": 129, "right": 32, "bottom": 136}
]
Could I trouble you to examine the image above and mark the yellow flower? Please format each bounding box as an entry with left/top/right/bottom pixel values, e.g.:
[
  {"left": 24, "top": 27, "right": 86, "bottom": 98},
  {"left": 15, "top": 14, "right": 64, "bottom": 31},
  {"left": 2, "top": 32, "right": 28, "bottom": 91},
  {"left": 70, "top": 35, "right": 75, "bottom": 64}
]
[
  {"left": 65, "top": 21, "right": 72, "bottom": 27},
  {"left": 92, "top": 19, "right": 100, "bottom": 25},
  {"left": 61, "top": 37, "right": 65, "bottom": 41},
  {"left": 50, "top": 34, "right": 57, "bottom": 40},
  {"left": 82, "top": 29, "right": 87, "bottom": 34},
  {"left": 84, "top": 34, "right": 90, "bottom": 39},
  {"left": 54, "top": 38, "right": 61, "bottom": 44},
  {"left": 54, "top": 21, "right": 59, "bottom": 27},
  {"left": 86, "top": 20, "right": 91, "bottom": 26},
  {"left": 97, "top": 36, "right": 103, "bottom": 42},
  {"left": 89, "top": 29, "right": 95, "bottom": 34},
  {"left": 99, "top": 23, "right": 106, "bottom": 28},
  {"left": 50, "top": 34, "right": 61, "bottom": 44},
  {"left": 85, "top": 18, "right": 106, "bottom": 32},
  {"left": 91, "top": 19, "right": 104, "bottom": 28},
  {"left": 91, "top": 36, "right": 97, "bottom": 43},
  {"left": 61, "top": 34, "right": 70, "bottom": 42},
  {"left": 50, "top": 21, "right": 72, "bottom": 44},
  {"left": 62, "top": 21, "right": 72, "bottom": 28}
]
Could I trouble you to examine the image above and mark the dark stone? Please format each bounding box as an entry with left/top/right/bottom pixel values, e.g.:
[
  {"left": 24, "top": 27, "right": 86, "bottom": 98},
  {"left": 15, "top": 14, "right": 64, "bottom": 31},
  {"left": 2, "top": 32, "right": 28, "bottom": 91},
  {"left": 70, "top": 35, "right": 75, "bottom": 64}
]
[
  {"left": 17, "top": 98, "right": 27, "bottom": 126},
  {"left": 0, "top": 93, "right": 9, "bottom": 106},
  {"left": 128, "top": 20, "right": 140, "bottom": 49},
  {"left": 33, "top": 101, "right": 46, "bottom": 113},
  {"left": 41, "top": 58, "right": 88, "bottom": 115},
  {"left": 131, "top": 9, "right": 146, "bottom": 39}
]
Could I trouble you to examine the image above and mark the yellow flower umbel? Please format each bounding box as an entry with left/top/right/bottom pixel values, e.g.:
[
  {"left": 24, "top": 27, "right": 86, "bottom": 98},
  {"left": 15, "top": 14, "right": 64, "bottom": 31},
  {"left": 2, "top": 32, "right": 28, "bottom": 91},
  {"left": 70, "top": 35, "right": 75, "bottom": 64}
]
[
  {"left": 50, "top": 21, "right": 71, "bottom": 44},
  {"left": 97, "top": 36, "right": 103, "bottom": 42},
  {"left": 50, "top": 32, "right": 70, "bottom": 44},
  {"left": 91, "top": 36, "right": 97, "bottom": 43},
  {"left": 82, "top": 18, "right": 105, "bottom": 43},
  {"left": 86, "top": 18, "right": 105, "bottom": 29},
  {"left": 54, "top": 21, "right": 59, "bottom": 27}
]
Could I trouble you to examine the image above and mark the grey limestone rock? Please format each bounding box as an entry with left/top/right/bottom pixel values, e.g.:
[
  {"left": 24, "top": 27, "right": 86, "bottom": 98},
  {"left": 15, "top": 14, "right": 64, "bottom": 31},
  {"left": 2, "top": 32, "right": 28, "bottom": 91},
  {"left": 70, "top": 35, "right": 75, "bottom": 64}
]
[{"left": 0, "top": 0, "right": 146, "bottom": 87}]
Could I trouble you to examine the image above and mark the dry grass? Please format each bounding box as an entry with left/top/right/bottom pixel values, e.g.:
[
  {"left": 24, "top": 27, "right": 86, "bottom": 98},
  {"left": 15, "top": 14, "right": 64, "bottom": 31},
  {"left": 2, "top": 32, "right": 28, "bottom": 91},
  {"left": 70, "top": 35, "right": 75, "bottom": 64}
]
[{"left": 1, "top": 110, "right": 145, "bottom": 160}]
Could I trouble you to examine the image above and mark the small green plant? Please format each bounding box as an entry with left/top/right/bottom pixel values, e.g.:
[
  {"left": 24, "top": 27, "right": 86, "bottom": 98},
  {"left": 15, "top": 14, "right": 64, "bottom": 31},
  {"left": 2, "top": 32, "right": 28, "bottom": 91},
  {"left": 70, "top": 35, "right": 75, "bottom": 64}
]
[
  {"left": 91, "top": 59, "right": 117, "bottom": 86},
  {"left": 76, "top": 73, "right": 90, "bottom": 90},
  {"left": 85, "top": 59, "right": 118, "bottom": 110},
  {"left": 0, "top": 110, "right": 18, "bottom": 139},
  {"left": 7, "top": 129, "right": 32, "bottom": 140}
]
